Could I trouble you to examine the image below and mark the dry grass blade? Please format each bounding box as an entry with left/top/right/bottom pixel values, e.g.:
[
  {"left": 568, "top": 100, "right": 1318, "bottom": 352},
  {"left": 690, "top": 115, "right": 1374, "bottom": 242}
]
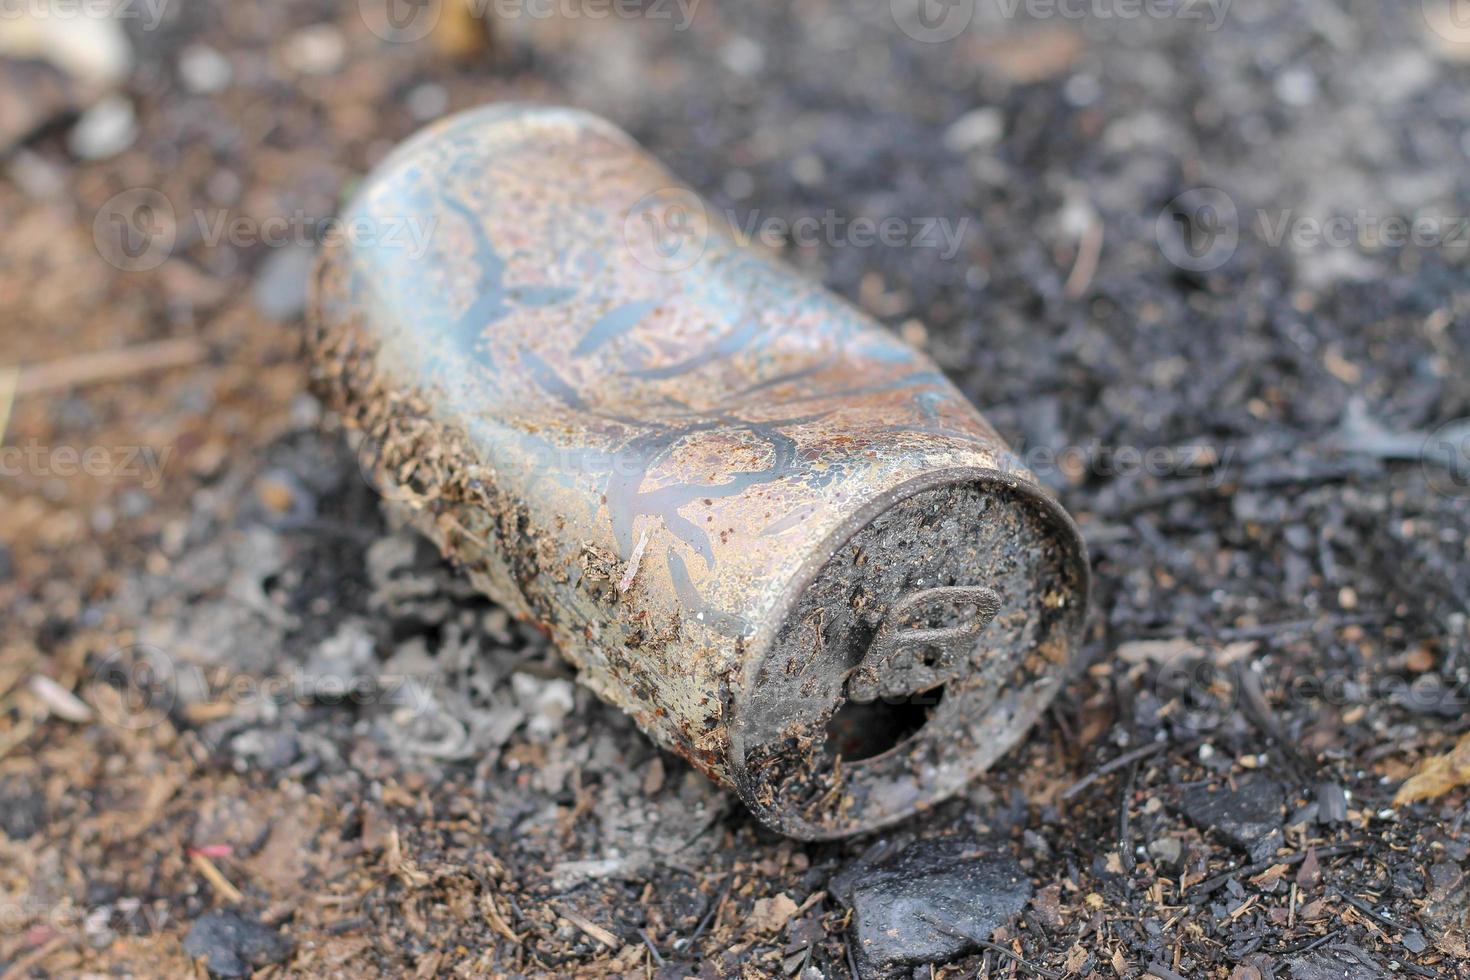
[
  {"left": 10, "top": 337, "right": 205, "bottom": 396},
  {"left": 561, "top": 909, "right": 618, "bottom": 948}
]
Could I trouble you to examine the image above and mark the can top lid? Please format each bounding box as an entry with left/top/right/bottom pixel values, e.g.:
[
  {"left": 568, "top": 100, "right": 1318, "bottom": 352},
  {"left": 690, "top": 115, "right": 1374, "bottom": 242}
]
[{"left": 729, "top": 470, "right": 1088, "bottom": 839}]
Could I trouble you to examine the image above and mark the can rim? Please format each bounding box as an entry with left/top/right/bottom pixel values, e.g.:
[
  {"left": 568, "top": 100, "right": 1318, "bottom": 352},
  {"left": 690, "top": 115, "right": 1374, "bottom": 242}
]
[{"left": 726, "top": 462, "right": 1092, "bottom": 840}]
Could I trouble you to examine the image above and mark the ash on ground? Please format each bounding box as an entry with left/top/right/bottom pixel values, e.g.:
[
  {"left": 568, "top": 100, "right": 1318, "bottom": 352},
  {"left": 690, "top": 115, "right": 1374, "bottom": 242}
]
[{"left": 3, "top": 0, "right": 1469, "bottom": 977}]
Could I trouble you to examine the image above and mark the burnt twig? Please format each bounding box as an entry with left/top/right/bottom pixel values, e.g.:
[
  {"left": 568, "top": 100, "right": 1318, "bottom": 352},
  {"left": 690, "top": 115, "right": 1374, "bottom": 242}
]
[
  {"left": 1062, "top": 741, "right": 1174, "bottom": 801},
  {"left": 1192, "top": 842, "right": 1363, "bottom": 899},
  {"left": 967, "top": 939, "right": 1062, "bottom": 979},
  {"left": 1118, "top": 760, "right": 1139, "bottom": 875}
]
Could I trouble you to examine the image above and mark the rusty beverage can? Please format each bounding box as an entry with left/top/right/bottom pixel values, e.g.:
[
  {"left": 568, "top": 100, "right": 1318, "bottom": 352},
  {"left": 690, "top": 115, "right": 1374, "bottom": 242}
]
[{"left": 308, "top": 105, "right": 1089, "bottom": 839}]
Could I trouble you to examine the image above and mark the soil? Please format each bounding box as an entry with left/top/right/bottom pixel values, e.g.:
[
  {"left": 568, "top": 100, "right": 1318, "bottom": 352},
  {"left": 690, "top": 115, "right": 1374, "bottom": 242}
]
[{"left": 2, "top": 0, "right": 1469, "bottom": 978}]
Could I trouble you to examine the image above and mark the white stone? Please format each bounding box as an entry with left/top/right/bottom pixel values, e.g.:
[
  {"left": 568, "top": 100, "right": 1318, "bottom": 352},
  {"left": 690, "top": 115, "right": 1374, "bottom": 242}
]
[
  {"left": 283, "top": 24, "right": 346, "bottom": 76},
  {"left": 179, "top": 43, "right": 232, "bottom": 94},
  {"left": 721, "top": 36, "right": 765, "bottom": 77},
  {"left": 1274, "top": 66, "right": 1317, "bottom": 107},
  {"left": 68, "top": 94, "right": 137, "bottom": 160},
  {"left": 943, "top": 108, "right": 1004, "bottom": 153},
  {"left": 0, "top": 5, "right": 133, "bottom": 87},
  {"left": 406, "top": 83, "right": 448, "bottom": 122}
]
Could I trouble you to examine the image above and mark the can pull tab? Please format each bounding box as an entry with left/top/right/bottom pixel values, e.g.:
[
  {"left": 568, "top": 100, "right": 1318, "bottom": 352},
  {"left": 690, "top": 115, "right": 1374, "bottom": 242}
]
[{"left": 845, "top": 586, "right": 1001, "bottom": 704}]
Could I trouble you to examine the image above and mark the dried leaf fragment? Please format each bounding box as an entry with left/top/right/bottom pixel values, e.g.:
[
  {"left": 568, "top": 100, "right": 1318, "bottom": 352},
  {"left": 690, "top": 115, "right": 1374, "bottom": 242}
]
[
  {"left": 1394, "top": 732, "right": 1470, "bottom": 805},
  {"left": 749, "top": 893, "right": 798, "bottom": 934}
]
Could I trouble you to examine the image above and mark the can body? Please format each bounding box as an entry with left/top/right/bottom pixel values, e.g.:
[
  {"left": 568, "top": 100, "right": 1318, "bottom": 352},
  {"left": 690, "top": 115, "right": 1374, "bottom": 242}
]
[{"left": 309, "top": 105, "right": 1088, "bottom": 839}]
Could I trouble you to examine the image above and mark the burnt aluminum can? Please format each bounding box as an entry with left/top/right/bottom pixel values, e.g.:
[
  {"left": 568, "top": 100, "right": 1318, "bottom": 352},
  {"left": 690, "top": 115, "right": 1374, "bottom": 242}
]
[{"left": 309, "top": 105, "right": 1089, "bottom": 839}]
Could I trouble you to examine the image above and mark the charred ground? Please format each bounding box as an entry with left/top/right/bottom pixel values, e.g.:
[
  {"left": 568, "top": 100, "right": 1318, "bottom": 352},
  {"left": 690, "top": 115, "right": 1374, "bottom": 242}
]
[{"left": 2, "top": 0, "right": 1468, "bottom": 977}]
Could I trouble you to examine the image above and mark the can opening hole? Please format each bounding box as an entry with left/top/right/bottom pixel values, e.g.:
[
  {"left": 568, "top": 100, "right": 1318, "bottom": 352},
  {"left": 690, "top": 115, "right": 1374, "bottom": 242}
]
[{"left": 824, "top": 686, "right": 944, "bottom": 763}]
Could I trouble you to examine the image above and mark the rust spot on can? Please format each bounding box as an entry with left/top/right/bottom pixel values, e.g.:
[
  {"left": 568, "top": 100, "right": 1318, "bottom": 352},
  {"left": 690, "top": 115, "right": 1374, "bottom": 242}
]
[{"left": 307, "top": 104, "right": 1089, "bottom": 839}]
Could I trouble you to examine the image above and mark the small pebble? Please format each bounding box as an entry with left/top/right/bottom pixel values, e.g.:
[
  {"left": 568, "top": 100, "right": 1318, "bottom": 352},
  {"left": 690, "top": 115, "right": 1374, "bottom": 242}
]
[
  {"left": 1148, "top": 837, "right": 1183, "bottom": 866},
  {"left": 7, "top": 149, "right": 67, "bottom": 200},
  {"left": 943, "top": 108, "right": 1004, "bottom": 153},
  {"left": 1316, "top": 782, "right": 1349, "bottom": 824},
  {"left": 0, "top": 775, "right": 44, "bottom": 839},
  {"left": 406, "top": 83, "right": 448, "bottom": 121},
  {"left": 1176, "top": 776, "right": 1285, "bottom": 863},
  {"left": 182, "top": 911, "right": 292, "bottom": 978},
  {"left": 831, "top": 837, "right": 1032, "bottom": 976},
  {"left": 283, "top": 24, "right": 346, "bottom": 76},
  {"left": 254, "top": 473, "right": 297, "bottom": 514},
  {"left": 720, "top": 36, "right": 765, "bottom": 77},
  {"left": 1280, "top": 944, "right": 1388, "bottom": 979},
  {"left": 512, "top": 673, "right": 575, "bottom": 741},
  {"left": 1063, "top": 73, "right": 1101, "bottom": 106},
  {"left": 790, "top": 153, "right": 824, "bottom": 187},
  {"left": 252, "top": 469, "right": 316, "bottom": 527},
  {"left": 68, "top": 94, "right": 137, "bottom": 160},
  {"left": 179, "top": 44, "right": 232, "bottom": 93},
  {"left": 722, "top": 169, "right": 755, "bottom": 201},
  {"left": 251, "top": 244, "right": 316, "bottom": 321},
  {"left": 1274, "top": 66, "right": 1318, "bottom": 107}
]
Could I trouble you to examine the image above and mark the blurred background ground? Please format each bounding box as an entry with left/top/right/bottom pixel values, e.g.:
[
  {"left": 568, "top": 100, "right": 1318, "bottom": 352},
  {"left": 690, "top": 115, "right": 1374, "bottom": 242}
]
[{"left": 1, "top": 0, "right": 1469, "bottom": 977}]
